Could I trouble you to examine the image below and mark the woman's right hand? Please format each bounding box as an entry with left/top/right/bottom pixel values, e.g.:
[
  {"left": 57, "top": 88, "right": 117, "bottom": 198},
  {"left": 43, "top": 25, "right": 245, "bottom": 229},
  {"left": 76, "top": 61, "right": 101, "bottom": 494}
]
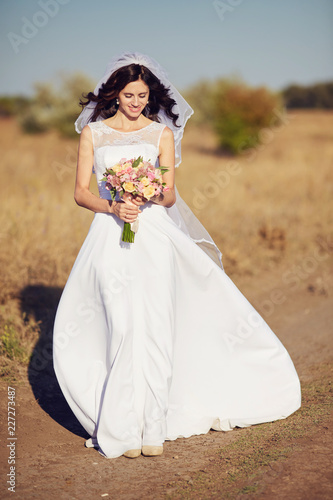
[{"left": 111, "top": 198, "right": 140, "bottom": 223}]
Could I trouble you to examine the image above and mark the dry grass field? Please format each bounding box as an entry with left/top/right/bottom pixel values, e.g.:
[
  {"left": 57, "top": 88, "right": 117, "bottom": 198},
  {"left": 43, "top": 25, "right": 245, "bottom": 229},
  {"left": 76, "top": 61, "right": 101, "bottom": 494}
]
[
  {"left": 0, "top": 112, "right": 332, "bottom": 499},
  {"left": 0, "top": 111, "right": 332, "bottom": 373}
]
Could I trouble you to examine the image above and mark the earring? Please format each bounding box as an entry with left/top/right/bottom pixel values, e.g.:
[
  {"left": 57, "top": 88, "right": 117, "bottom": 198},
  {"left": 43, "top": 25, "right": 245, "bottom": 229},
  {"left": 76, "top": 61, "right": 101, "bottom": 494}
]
[{"left": 116, "top": 98, "right": 119, "bottom": 105}]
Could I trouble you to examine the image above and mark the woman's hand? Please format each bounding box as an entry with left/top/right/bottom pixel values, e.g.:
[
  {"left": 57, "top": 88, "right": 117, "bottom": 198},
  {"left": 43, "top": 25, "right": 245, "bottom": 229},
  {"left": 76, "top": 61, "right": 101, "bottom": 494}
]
[
  {"left": 124, "top": 192, "right": 147, "bottom": 207},
  {"left": 112, "top": 195, "right": 140, "bottom": 223}
]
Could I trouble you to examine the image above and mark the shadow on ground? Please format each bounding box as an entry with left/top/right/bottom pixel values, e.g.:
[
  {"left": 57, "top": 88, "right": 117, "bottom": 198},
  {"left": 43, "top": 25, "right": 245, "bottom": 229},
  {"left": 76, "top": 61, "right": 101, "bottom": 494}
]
[{"left": 20, "top": 285, "right": 88, "bottom": 439}]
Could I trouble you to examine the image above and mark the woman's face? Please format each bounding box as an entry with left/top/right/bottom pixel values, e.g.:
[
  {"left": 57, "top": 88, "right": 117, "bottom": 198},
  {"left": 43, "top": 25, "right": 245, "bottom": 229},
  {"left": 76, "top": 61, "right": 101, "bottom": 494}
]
[{"left": 118, "top": 79, "right": 149, "bottom": 118}]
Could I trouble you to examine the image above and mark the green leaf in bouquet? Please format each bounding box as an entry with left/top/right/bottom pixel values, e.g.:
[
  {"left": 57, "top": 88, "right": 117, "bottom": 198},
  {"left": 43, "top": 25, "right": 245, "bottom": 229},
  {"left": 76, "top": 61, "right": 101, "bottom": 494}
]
[
  {"left": 101, "top": 169, "right": 116, "bottom": 181},
  {"left": 132, "top": 156, "right": 143, "bottom": 168},
  {"left": 158, "top": 166, "right": 170, "bottom": 175}
]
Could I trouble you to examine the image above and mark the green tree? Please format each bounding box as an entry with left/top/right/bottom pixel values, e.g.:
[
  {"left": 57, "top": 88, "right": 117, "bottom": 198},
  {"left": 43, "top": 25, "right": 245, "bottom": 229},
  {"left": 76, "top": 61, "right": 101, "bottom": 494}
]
[
  {"left": 283, "top": 82, "right": 333, "bottom": 109},
  {"left": 212, "top": 80, "right": 282, "bottom": 154}
]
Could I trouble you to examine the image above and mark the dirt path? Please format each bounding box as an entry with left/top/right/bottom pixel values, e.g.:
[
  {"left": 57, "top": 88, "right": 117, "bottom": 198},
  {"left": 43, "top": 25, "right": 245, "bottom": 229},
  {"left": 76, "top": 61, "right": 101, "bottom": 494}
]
[{"left": 0, "top": 263, "right": 332, "bottom": 499}]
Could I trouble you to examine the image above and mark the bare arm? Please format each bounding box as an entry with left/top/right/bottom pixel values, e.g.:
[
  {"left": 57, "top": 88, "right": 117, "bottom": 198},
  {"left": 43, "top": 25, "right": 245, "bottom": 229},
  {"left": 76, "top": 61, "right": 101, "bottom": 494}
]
[
  {"left": 74, "top": 125, "right": 139, "bottom": 222},
  {"left": 152, "top": 126, "right": 176, "bottom": 207}
]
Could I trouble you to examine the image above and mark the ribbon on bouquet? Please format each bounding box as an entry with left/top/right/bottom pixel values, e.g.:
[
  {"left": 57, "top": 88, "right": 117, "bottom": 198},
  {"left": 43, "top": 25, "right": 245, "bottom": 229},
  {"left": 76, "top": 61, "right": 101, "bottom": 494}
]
[{"left": 130, "top": 218, "right": 139, "bottom": 233}]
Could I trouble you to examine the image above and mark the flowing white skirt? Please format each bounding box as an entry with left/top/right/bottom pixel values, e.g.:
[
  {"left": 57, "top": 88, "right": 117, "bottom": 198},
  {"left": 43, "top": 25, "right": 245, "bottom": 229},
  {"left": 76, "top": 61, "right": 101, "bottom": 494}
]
[{"left": 53, "top": 202, "right": 301, "bottom": 458}]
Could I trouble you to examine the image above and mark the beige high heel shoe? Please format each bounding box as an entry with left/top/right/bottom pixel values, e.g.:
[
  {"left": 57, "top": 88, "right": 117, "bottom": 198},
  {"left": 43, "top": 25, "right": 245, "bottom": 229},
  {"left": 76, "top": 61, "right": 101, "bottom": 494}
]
[
  {"left": 123, "top": 449, "right": 141, "bottom": 459},
  {"left": 141, "top": 445, "right": 163, "bottom": 457}
]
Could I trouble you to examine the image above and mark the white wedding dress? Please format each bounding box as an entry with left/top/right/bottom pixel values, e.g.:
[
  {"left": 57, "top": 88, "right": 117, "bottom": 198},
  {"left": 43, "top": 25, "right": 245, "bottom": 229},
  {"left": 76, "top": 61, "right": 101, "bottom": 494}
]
[{"left": 53, "top": 120, "right": 301, "bottom": 458}]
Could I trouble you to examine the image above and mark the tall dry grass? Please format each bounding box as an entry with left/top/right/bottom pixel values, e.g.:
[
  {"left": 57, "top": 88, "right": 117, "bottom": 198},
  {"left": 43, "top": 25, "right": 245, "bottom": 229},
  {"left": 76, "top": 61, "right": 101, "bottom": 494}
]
[
  {"left": 177, "top": 111, "right": 333, "bottom": 274},
  {"left": 0, "top": 112, "right": 332, "bottom": 377}
]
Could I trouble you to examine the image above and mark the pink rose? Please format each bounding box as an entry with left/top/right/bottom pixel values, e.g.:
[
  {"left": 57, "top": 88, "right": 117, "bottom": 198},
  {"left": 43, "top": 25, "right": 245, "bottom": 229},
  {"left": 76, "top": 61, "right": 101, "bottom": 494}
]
[
  {"left": 137, "top": 167, "right": 145, "bottom": 177},
  {"left": 111, "top": 176, "right": 120, "bottom": 187},
  {"left": 137, "top": 182, "right": 145, "bottom": 193},
  {"left": 121, "top": 173, "right": 131, "bottom": 182}
]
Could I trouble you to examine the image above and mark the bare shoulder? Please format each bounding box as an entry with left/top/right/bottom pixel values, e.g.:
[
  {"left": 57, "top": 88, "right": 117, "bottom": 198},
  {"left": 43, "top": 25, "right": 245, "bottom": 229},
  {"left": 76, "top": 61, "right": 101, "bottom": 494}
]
[
  {"left": 160, "top": 125, "right": 174, "bottom": 144},
  {"left": 81, "top": 124, "right": 93, "bottom": 139},
  {"left": 79, "top": 125, "right": 93, "bottom": 150},
  {"left": 159, "top": 126, "right": 175, "bottom": 163}
]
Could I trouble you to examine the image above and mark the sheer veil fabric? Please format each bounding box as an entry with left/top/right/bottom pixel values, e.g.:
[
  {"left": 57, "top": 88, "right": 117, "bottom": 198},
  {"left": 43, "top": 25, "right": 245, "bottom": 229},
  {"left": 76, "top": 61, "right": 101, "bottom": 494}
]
[{"left": 74, "top": 52, "right": 223, "bottom": 268}]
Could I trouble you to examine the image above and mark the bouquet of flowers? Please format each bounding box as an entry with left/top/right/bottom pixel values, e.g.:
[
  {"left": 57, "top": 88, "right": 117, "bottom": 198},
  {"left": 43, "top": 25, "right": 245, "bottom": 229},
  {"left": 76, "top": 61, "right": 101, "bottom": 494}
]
[{"left": 101, "top": 156, "right": 169, "bottom": 243}]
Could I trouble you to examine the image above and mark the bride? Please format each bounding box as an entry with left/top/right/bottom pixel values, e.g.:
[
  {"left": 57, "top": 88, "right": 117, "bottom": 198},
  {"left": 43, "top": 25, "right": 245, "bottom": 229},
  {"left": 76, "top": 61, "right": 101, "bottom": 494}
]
[{"left": 53, "top": 52, "right": 301, "bottom": 459}]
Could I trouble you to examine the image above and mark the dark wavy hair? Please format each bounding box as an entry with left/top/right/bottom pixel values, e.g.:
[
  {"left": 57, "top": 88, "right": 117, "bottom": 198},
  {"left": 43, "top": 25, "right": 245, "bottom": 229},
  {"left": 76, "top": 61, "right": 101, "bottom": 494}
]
[{"left": 79, "top": 64, "right": 180, "bottom": 126}]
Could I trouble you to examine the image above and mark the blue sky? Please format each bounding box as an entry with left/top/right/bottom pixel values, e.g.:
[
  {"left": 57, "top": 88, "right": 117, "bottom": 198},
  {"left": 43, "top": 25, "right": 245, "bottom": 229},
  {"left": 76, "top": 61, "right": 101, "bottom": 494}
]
[{"left": 1, "top": 0, "right": 332, "bottom": 96}]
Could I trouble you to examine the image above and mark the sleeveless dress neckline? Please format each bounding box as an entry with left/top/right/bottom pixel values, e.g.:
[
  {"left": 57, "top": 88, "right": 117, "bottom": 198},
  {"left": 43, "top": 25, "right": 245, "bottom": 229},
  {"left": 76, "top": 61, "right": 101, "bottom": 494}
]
[{"left": 101, "top": 120, "right": 156, "bottom": 134}]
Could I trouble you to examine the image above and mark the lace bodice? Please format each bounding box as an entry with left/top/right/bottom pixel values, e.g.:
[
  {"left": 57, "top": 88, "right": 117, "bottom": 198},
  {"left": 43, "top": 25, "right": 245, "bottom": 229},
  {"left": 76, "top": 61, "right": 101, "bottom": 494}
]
[{"left": 87, "top": 120, "right": 166, "bottom": 199}]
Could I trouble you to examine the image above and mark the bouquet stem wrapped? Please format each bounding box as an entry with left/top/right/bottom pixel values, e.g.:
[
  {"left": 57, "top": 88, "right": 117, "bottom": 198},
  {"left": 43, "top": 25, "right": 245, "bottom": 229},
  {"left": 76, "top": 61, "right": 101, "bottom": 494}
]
[{"left": 122, "top": 222, "right": 135, "bottom": 243}]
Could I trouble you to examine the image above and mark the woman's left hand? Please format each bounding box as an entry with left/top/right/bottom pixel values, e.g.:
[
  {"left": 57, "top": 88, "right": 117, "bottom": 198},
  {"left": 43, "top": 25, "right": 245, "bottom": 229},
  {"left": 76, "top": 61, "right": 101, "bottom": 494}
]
[{"left": 123, "top": 193, "right": 147, "bottom": 207}]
